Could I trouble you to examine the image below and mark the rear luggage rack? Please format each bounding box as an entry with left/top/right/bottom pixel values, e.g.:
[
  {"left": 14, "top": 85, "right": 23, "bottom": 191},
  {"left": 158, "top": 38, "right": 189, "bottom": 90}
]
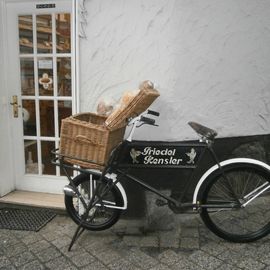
[{"left": 51, "top": 148, "right": 104, "bottom": 175}]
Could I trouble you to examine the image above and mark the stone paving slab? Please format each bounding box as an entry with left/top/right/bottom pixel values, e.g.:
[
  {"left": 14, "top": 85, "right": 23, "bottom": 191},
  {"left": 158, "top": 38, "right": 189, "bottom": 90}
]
[
  {"left": 0, "top": 214, "right": 270, "bottom": 269},
  {"left": 159, "top": 230, "right": 180, "bottom": 248}
]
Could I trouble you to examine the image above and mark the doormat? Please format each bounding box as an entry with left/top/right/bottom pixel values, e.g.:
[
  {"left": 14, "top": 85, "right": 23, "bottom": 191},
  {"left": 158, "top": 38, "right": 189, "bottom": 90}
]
[{"left": 0, "top": 208, "right": 56, "bottom": 232}]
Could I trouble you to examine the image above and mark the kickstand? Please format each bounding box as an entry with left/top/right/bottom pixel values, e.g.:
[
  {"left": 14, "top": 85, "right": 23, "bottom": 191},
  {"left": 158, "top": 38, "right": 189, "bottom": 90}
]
[
  {"left": 68, "top": 224, "right": 85, "bottom": 251},
  {"left": 68, "top": 177, "right": 115, "bottom": 251},
  {"left": 68, "top": 199, "right": 94, "bottom": 251},
  {"left": 68, "top": 188, "right": 100, "bottom": 251}
]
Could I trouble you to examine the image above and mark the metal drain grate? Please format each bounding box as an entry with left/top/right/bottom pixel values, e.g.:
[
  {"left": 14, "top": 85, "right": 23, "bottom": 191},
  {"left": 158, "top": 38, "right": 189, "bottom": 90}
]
[{"left": 0, "top": 208, "right": 56, "bottom": 232}]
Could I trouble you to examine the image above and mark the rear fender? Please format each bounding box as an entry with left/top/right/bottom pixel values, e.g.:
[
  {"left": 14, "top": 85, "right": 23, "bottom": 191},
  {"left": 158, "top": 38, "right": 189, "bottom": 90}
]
[{"left": 192, "top": 158, "right": 270, "bottom": 205}]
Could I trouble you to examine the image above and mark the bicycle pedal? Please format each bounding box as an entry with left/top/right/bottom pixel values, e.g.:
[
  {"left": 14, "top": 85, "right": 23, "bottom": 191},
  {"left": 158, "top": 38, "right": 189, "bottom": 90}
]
[{"left": 155, "top": 199, "right": 167, "bottom": 207}]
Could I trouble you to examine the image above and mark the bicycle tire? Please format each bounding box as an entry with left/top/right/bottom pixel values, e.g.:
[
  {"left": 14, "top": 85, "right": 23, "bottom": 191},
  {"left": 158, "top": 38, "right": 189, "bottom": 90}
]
[
  {"left": 65, "top": 173, "right": 123, "bottom": 231},
  {"left": 200, "top": 163, "right": 270, "bottom": 242}
]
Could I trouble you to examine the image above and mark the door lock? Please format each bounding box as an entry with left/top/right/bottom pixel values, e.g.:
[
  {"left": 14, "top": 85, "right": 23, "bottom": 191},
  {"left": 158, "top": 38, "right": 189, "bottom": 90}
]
[{"left": 10, "top": 95, "right": 21, "bottom": 118}]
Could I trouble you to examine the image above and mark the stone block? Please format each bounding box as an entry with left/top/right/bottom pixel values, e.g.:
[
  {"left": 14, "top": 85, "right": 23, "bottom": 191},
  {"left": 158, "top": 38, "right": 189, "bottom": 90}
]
[
  {"left": 158, "top": 250, "right": 181, "bottom": 266},
  {"left": 140, "top": 236, "right": 159, "bottom": 248},
  {"left": 180, "top": 237, "right": 199, "bottom": 250}
]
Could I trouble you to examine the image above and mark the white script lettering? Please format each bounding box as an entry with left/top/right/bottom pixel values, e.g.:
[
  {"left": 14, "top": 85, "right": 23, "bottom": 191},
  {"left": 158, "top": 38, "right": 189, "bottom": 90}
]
[
  {"left": 142, "top": 147, "right": 176, "bottom": 156},
  {"left": 144, "top": 156, "right": 183, "bottom": 165}
]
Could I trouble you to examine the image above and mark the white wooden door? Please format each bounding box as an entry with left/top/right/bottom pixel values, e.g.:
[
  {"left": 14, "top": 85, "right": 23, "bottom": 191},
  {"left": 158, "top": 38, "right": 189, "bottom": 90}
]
[{"left": 6, "top": 0, "right": 76, "bottom": 193}]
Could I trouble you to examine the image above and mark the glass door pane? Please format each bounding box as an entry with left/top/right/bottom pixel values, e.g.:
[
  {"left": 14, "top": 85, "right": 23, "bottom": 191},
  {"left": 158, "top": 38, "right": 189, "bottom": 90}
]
[
  {"left": 19, "top": 15, "right": 33, "bottom": 54},
  {"left": 41, "top": 141, "right": 56, "bottom": 175},
  {"left": 36, "top": 15, "right": 52, "bottom": 54},
  {"left": 22, "top": 100, "right": 36, "bottom": 136},
  {"left": 38, "top": 57, "right": 54, "bottom": 96},
  {"left": 24, "top": 140, "right": 38, "bottom": 174},
  {"left": 20, "top": 58, "right": 35, "bottom": 95},
  {"left": 39, "top": 100, "right": 55, "bottom": 136},
  {"left": 57, "top": 57, "right": 71, "bottom": 96},
  {"left": 56, "top": 14, "right": 71, "bottom": 53}
]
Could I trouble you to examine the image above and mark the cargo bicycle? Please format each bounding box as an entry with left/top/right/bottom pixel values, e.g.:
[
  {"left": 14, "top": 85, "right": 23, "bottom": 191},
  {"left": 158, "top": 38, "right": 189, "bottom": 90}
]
[{"left": 52, "top": 109, "right": 270, "bottom": 250}]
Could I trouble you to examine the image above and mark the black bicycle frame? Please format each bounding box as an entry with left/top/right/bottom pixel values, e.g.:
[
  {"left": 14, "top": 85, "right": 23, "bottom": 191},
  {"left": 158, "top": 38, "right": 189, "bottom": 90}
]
[
  {"left": 52, "top": 136, "right": 240, "bottom": 210},
  {"left": 104, "top": 139, "right": 225, "bottom": 209}
]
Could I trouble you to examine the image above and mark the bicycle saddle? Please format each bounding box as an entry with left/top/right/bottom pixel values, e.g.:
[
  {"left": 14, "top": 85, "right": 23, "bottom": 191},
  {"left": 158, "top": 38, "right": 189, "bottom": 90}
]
[{"left": 188, "top": 121, "right": 218, "bottom": 140}]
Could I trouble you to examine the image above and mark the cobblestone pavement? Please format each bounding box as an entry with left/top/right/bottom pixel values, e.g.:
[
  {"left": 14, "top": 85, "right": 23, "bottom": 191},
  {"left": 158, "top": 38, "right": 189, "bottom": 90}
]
[{"left": 1, "top": 214, "right": 270, "bottom": 270}]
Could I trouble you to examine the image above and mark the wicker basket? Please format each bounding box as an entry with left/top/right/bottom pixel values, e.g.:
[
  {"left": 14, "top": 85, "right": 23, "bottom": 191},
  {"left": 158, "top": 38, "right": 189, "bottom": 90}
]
[
  {"left": 59, "top": 113, "right": 125, "bottom": 169},
  {"left": 105, "top": 88, "right": 160, "bottom": 129},
  {"left": 59, "top": 87, "right": 160, "bottom": 169}
]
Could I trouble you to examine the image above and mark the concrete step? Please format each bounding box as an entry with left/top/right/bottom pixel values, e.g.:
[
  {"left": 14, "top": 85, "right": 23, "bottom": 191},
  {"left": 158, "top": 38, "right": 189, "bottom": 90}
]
[{"left": 0, "top": 190, "right": 66, "bottom": 214}]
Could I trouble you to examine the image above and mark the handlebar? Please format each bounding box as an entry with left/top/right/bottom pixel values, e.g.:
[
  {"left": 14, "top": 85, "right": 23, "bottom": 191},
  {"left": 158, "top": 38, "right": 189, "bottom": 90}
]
[
  {"left": 147, "top": 110, "right": 160, "bottom": 116},
  {"left": 126, "top": 110, "right": 159, "bottom": 141},
  {"left": 140, "top": 116, "right": 155, "bottom": 125}
]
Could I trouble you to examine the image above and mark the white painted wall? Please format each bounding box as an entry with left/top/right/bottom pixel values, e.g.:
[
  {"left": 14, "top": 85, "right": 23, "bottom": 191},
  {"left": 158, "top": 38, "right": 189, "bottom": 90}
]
[{"left": 80, "top": 0, "right": 270, "bottom": 140}]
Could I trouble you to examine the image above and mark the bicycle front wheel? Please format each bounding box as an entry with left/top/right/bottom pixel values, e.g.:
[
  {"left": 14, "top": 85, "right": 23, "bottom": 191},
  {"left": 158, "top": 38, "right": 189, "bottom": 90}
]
[
  {"left": 65, "top": 173, "right": 123, "bottom": 231},
  {"left": 200, "top": 163, "right": 270, "bottom": 242}
]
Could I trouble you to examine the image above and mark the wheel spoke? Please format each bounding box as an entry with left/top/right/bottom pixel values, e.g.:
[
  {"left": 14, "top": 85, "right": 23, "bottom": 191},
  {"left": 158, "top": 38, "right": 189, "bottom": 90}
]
[{"left": 241, "top": 171, "right": 254, "bottom": 198}]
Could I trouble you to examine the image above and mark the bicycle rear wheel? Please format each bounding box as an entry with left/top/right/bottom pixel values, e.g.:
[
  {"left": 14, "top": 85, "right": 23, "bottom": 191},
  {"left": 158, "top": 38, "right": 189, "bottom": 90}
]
[
  {"left": 65, "top": 173, "right": 123, "bottom": 230},
  {"left": 200, "top": 163, "right": 270, "bottom": 242}
]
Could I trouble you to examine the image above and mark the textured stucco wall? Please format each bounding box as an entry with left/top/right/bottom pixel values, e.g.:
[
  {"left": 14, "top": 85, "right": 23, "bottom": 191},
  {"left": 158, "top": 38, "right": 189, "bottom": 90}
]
[{"left": 80, "top": 0, "right": 270, "bottom": 140}]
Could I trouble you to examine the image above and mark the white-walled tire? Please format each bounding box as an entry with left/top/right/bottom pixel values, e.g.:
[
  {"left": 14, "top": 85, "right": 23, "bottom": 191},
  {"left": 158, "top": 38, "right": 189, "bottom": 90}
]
[{"left": 199, "top": 163, "right": 270, "bottom": 242}]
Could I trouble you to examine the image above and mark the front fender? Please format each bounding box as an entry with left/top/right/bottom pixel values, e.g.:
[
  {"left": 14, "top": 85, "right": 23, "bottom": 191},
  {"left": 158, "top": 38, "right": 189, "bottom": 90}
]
[
  {"left": 84, "top": 169, "right": 128, "bottom": 210},
  {"left": 105, "top": 173, "right": 128, "bottom": 210},
  {"left": 192, "top": 158, "right": 270, "bottom": 205}
]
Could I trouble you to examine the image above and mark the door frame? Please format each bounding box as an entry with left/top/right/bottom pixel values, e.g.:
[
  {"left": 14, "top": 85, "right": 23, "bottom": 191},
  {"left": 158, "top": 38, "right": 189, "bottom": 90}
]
[
  {"left": 0, "top": 0, "right": 80, "bottom": 195},
  {"left": 0, "top": 0, "right": 14, "bottom": 197}
]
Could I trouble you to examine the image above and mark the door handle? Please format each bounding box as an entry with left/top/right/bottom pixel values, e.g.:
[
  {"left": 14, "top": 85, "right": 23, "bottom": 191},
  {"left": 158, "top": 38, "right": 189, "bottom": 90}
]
[{"left": 10, "top": 95, "right": 21, "bottom": 118}]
